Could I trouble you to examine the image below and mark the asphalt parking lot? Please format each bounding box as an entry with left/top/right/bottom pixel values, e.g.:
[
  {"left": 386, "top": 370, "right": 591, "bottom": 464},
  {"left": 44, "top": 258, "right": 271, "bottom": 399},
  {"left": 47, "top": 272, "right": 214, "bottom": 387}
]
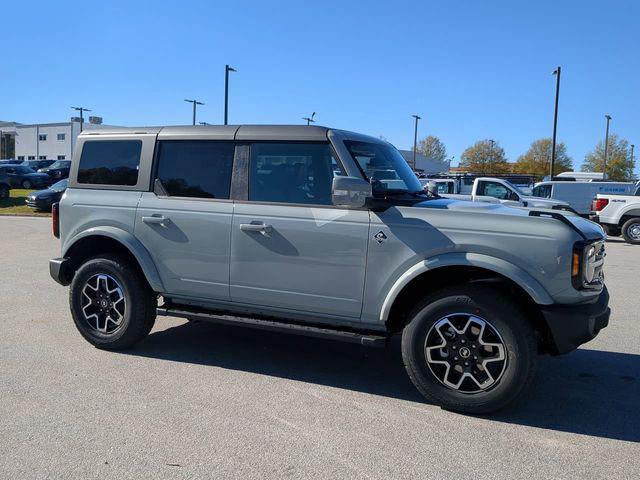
[{"left": 0, "top": 216, "right": 638, "bottom": 480}]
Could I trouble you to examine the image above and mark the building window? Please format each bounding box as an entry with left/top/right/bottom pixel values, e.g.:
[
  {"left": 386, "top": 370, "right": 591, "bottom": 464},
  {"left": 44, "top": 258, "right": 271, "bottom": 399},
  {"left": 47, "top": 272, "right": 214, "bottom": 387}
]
[
  {"left": 39, "top": 156, "right": 47, "bottom": 160},
  {"left": 17, "top": 156, "right": 25, "bottom": 161},
  {"left": 39, "top": 134, "right": 47, "bottom": 141},
  {"left": 57, "top": 155, "right": 66, "bottom": 160},
  {"left": 78, "top": 140, "right": 142, "bottom": 186},
  {"left": 57, "top": 133, "right": 66, "bottom": 141},
  {"left": 28, "top": 156, "right": 35, "bottom": 160}
]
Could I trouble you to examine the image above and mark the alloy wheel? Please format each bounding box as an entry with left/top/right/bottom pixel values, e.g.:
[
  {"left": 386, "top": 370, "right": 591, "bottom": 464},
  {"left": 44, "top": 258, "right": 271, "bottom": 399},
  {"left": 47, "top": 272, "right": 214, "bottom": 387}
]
[
  {"left": 81, "top": 274, "right": 126, "bottom": 334},
  {"left": 627, "top": 222, "right": 640, "bottom": 241},
  {"left": 424, "top": 313, "right": 507, "bottom": 393}
]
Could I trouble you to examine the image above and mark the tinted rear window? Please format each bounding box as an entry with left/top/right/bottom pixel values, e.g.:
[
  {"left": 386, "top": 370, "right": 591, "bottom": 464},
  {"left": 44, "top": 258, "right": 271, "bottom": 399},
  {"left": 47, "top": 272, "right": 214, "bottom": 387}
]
[
  {"left": 155, "top": 141, "right": 235, "bottom": 199},
  {"left": 78, "top": 140, "right": 141, "bottom": 185}
]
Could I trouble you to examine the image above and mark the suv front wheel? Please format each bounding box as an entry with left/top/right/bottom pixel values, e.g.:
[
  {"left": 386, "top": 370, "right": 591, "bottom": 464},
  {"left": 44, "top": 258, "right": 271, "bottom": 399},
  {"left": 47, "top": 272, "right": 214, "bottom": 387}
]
[
  {"left": 69, "top": 254, "right": 157, "bottom": 349},
  {"left": 401, "top": 284, "right": 537, "bottom": 414}
]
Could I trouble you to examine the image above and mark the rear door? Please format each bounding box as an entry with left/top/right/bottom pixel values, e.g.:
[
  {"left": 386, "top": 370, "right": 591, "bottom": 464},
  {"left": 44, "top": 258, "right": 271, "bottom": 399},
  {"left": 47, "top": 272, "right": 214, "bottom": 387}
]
[
  {"left": 229, "top": 142, "right": 370, "bottom": 319},
  {"left": 135, "top": 139, "right": 235, "bottom": 300}
]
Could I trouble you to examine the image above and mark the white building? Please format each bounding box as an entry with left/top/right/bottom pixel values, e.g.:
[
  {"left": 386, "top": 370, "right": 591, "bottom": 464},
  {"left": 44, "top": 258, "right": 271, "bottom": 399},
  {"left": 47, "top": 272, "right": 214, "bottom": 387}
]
[
  {"left": 15, "top": 120, "right": 114, "bottom": 161},
  {"left": 398, "top": 150, "right": 449, "bottom": 174}
]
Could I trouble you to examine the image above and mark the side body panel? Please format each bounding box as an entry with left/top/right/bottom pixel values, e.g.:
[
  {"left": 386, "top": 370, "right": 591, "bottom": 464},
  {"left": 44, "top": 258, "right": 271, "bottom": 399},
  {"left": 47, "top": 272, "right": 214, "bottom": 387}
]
[
  {"left": 134, "top": 193, "right": 233, "bottom": 300},
  {"left": 230, "top": 203, "right": 370, "bottom": 318}
]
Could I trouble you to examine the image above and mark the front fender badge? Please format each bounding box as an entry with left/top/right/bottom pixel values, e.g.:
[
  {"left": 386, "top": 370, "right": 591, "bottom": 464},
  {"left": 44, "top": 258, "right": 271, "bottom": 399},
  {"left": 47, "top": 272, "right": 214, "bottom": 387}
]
[{"left": 374, "top": 231, "right": 387, "bottom": 244}]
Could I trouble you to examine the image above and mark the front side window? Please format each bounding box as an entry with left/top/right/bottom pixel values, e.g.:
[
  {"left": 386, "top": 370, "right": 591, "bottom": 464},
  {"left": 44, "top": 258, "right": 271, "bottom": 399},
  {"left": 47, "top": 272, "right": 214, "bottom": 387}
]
[
  {"left": 78, "top": 140, "right": 141, "bottom": 185},
  {"left": 155, "top": 141, "right": 234, "bottom": 199},
  {"left": 532, "top": 184, "right": 552, "bottom": 198},
  {"left": 477, "top": 181, "right": 515, "bottom": 200},
  {"left": 249, "top": 143, "right": 341, "bottom": 205},
  {"left": 344, "top": 140, "right": 422, "bottom": 195}
]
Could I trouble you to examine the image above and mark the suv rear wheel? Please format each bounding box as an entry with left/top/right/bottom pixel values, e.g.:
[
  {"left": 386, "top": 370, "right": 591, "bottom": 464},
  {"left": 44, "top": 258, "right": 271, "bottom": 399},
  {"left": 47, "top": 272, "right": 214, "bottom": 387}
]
[
  {"left": 621, "top": 218, "right": 640, "bottom": 244},
  {"left": 401, "top": 284, "right": 537, "bottom": 414},
  {"left": 69, "top": 254, "right": 157, "bottom": 349}
]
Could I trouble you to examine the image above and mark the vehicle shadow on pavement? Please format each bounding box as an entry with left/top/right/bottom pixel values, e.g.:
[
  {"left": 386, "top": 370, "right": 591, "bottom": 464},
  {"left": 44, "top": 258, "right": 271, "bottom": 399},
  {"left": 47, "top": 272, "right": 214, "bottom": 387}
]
[{"left": 127, "top": 321, "right": 639, "bottom": 443}]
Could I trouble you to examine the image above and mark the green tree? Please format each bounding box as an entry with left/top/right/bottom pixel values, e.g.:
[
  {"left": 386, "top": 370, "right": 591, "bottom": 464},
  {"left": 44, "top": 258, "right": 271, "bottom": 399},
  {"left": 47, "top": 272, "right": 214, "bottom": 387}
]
[
  {"left": 417, "top": 135, "right": 447, "bottom": 163},
  {"left": 582, "top": 134, "right": 635, "bottom": 181},
  {"left": 459, "top": 139, "right": 509, "bottom": 174},
  {"left": 515, "top": 138, "right": 572, "bottom": 177}
]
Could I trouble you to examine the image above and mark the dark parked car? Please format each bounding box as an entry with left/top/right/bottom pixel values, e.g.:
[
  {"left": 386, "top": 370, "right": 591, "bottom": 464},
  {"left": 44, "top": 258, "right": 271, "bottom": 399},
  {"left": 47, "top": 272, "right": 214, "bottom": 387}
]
[
  {"left": 0, "top": 159, "right": 23, "bottom": 165},
  {"left": 38, "top": 160, "right": 72, "bottom": 180},
  {"left": 22, "top": 159, "right": 55, "bottom": 170},
  {"left": 0, "top": 164, "right": 52, "bottom": 189},
  {"left": 26, "top": 178, "right": 68, "bottom": 211},
  {"left": 0, "top": 170, "right": 10, "bottom": 199}
]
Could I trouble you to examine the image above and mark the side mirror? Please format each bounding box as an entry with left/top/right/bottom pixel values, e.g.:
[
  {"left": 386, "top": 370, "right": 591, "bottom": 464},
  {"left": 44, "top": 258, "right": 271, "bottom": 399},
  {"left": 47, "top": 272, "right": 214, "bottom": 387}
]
[{"left": 332, "top": 176, "right": 372, "bottom": 209}]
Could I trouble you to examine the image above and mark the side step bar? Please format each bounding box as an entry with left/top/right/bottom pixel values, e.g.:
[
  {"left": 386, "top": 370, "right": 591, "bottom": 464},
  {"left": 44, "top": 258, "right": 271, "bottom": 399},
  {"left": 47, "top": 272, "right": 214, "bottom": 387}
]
[{"left": 157, "top": 306, "right": 389, "bottom": 348}]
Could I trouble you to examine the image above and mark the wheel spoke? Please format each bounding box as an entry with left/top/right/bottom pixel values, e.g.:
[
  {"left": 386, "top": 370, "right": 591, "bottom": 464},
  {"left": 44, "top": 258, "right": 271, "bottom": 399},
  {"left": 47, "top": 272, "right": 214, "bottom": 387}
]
[
  {"left": 80, "top": 273, "right": 126, "bottom": 335},
  {"left": 424, "top": 313, "right": 508, "bottom": 393}
]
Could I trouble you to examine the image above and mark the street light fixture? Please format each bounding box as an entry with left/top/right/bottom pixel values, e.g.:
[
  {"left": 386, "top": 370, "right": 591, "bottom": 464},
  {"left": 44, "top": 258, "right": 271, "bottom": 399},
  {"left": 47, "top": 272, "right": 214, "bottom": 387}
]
[
  {"left": 71, "top": 106, "right": 91, "bottom": 132},
  {"left": 550, "top": 66, "right": 562, "bottom": 178},
  {"left": 411, "top": 114, "right": 421, "bottom": 170},
  {"left": 302, "top": 112, "right": 316, "bottom": 125},
  {"left": 603, "top": 114, "right": 612, "bottom": 178},
  {"left": 224, "top": 65, "right": 237, "bottom": 125},
  {"left": 184, "top": 99, "right": 205, "bottom": 126}
]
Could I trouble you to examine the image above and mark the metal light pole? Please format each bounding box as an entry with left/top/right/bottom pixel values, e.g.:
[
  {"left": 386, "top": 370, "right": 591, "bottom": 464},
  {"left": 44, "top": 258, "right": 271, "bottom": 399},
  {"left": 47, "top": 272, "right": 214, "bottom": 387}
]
[
  {"left": 412, "top": 114, "right": 421, "bottom": 170},
  {"left": 630, "top": 144, "right": 635, "bottom": 168},
  {"left": 603, "top": 115, "right": 612, "bottom": 178},
  {"left": 224, "top": 65, "right": 236, "bottom": 125},
  {"left": 489, "top": 139, "right": 495, "bottom": 173},
  {"left": 0, "top": 129, "right": 3, "bottom": 159},
  {"left": 302, "top": 112, "right": 316, "bottom": 125},
  {"left": 550, "top": 66, "right": 561, "bottom": 178},
  {"left": 71, "top": 106, "right": 91, "bottom": 132},
  {"left": 184, "top": 99, "right": 204, "bottom": 126}
]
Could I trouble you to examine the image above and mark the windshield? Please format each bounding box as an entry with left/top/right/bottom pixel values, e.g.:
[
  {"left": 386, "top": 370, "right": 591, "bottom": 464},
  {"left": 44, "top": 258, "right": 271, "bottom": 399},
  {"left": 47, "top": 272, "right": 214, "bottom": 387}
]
[
  {"left": 344, "top": 140, "right": 423, "bottom": 194},
  {"left": 49, "top": 161, "right": 70, "bottom": 169},
  {"left": 50, "top": 179, "right": 68, "bottom": 191},
  {"left": 502, "top": 179, "right": 526, "bottom": 197}
]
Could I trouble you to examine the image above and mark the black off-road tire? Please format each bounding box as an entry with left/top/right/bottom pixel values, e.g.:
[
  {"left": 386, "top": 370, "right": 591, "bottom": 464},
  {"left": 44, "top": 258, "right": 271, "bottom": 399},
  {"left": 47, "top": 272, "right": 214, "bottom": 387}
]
[
  {"left": 621, "top": 218, "right": 640, "bottom": 245},
  {"left": 401, "top": 284, "right": 537, "bottom": 414},
  {"left": 69, "top": 254, "right": 157, "bottom": 350}
]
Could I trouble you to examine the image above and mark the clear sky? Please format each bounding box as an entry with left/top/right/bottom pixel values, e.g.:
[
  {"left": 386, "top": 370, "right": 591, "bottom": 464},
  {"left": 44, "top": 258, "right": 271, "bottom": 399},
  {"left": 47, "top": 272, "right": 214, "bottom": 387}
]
[{"left": 2, "top": 0, "right": 638, "bottom": 170}]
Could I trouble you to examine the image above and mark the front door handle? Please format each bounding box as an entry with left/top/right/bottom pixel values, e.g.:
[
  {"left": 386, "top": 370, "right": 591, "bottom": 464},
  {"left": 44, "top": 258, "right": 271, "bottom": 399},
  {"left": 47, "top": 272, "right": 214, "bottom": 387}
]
[
  {"left": 239, "top": 222, "right": 272, "bottom": 234},
  {"left": 142, "top": 215, "right": 168, "bottom": 226}
]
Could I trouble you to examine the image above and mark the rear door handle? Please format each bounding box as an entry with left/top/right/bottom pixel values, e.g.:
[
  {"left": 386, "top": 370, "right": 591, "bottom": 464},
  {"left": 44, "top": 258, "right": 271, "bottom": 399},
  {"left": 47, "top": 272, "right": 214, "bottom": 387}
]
[
  {"left": 239, "top": 222, "right": 272, "bottom": 234},
  {"left": 142, "top": 215, "right": 168, "bottom": 226}
]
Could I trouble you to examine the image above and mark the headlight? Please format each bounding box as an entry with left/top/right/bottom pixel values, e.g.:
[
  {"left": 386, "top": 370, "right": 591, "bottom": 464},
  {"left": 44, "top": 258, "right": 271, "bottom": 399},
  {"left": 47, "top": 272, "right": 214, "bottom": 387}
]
[{"left": 572, "top": 240, "right": 605, "bottom": 290}]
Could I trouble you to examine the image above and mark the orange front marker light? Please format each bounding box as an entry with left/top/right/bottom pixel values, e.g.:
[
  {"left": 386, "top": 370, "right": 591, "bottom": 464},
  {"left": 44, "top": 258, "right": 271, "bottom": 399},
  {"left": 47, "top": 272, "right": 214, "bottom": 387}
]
[{"left": 572, "top": 252, "right": 580, "bottom": 277}]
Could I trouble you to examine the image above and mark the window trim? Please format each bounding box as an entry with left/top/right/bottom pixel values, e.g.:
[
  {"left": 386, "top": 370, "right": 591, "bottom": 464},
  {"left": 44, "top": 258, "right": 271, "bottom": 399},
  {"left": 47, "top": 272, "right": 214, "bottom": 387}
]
[
  {"left": 150, "top": 139, "right": 236, "bottom": 201},
  {"left": 246, "top": 140, "right": 346, "bottom": 207}
]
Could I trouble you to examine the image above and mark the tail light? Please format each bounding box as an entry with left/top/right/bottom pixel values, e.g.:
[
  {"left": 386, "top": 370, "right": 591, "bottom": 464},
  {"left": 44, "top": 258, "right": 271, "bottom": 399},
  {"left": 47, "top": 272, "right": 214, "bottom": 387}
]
[
  {"left": 592, "top": 198, "right": 609, "bottom": 212},
  {"left": 52, "top": 202, "right": 60, "bottom": 238}
]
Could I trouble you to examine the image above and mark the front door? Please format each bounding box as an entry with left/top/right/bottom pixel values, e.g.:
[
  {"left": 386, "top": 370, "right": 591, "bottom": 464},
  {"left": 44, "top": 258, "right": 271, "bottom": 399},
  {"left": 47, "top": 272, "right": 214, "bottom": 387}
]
[
  {"left": 135, "top": 140, "right": 235, "bottom": 300},
  {"left": 229, "top": 142, "right": 370, "bottom": 319}
]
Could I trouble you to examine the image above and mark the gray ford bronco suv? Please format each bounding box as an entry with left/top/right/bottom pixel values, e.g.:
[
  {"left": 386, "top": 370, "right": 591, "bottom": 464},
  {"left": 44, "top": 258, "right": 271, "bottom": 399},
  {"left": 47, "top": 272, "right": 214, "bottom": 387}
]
[{"left": 50, "top": 125, "right": 610, "bottom": 413}]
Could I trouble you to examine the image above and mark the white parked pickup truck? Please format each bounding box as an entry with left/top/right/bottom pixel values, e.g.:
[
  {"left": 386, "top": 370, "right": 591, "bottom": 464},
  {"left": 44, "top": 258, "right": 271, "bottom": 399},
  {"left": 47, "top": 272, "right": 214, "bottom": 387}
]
[
  {"left": 435, "top": 177, "right": 575, "bottom": 211},
  {"left": 591, "top": 193, "right": 640, "bottom": 244}
]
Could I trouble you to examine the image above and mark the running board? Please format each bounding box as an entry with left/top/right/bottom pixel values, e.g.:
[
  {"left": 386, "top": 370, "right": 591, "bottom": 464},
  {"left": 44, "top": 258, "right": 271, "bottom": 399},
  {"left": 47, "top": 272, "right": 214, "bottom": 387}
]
[{"left": 157, "top": 306, "right": 388, "bottom": 348}]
